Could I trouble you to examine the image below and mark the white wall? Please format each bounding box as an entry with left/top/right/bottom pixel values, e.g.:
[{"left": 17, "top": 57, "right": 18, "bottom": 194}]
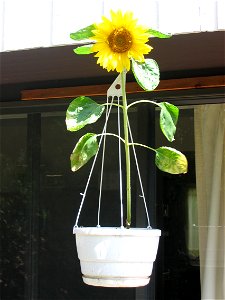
[{"left": 0, "top": 0, "right": 224, "bottom": 52}]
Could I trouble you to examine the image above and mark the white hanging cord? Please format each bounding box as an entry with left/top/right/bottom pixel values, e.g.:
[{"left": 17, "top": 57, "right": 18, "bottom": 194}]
[
  {"left": 127, "top": 117, "right": 151, "bottom": 228},
  {"left": 117, "top": 96, "right": 124, "bottom": 228},
  {"left": 74, "top": 97, "right": 114, "bottom": 227},
  {"left": 97, "top": 96, "right": 111, "bottom": 226}
]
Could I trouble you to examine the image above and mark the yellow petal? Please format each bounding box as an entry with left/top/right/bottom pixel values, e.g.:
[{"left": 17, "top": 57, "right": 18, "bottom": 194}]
[{"left": 91, "top": 10, "right": 152, "bottom": 73}]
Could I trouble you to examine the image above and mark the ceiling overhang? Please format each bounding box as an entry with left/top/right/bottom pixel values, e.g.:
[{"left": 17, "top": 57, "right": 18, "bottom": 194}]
[{"left": 1, "top": 31, "right": 224, "bottom": 87}]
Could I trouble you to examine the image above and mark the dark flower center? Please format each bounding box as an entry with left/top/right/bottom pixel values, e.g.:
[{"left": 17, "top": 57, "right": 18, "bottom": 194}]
[{"left": 108, "top": 28, "right": 132, "bottom": 53}]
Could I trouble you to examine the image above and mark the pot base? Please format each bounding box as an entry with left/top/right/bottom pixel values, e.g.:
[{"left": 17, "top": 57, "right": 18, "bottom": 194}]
[{"left": 83, "top": 276, "right": 150, "bottom": 288}]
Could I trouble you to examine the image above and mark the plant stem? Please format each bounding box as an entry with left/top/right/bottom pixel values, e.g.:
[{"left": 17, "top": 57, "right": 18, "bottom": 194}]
[
  {"left": 96, "top": 133, "right": 125, "bottom": 144},
  {"left": 128, "top": 142, "right": 156, "bottom": 152},
  {"left": 121, "top": 70, "right": 131, "bottom": 228},
  {"left": 127, "top": 99, "right": 159, "bottom": 109},
  {"left": 101, "top": 102, "right": 123, "bottom": 109}
]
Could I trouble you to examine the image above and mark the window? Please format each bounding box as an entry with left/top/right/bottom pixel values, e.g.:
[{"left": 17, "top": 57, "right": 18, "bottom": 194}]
[
  {"left": 1, "top": 90, "right": 224, "bottom": 299},
  {"left": 1, "top": 106, "right": 142, "bottom": 300},
  {"left": 155, "top": 107, "right": 201, "bottom": 300}
]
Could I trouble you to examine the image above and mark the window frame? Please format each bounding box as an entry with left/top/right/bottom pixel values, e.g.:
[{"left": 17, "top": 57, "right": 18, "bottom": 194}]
[{"left": 1, "top": 86, "right": 224, "bottom": 299}]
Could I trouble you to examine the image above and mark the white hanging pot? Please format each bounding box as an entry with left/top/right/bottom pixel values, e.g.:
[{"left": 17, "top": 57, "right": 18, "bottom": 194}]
[{"left": 73, "top": 226, "right": 161, "bottom": 288}]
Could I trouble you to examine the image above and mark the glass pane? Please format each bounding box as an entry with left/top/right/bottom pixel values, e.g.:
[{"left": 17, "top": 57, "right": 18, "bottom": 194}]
[
  {"left": 0, "top": 115, "right": 28, "bottom": 299},
  {"left": 38, "top": 110, "right": 138, "bottom": 300},
  {"left": 1, "top": 104, "right": 155, "bottom": 300},
  {"left": 155, "top": 107, "right": 201, "bottom": 300}
]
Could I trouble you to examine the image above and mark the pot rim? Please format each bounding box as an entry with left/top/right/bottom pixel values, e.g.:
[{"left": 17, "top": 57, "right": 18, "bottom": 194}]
[{"left": 73, "top": 226, "right": 161, "bottom": 237}]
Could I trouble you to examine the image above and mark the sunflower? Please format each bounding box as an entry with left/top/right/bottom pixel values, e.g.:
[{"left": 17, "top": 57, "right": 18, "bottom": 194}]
[{"left": 91, "top": 10, "right": 153, "bottom": 73}]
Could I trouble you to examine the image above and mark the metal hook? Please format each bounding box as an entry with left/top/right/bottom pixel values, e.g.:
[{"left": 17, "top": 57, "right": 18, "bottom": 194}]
[{"left": 107, "top": 73, "right": 123, "bottom": 99}]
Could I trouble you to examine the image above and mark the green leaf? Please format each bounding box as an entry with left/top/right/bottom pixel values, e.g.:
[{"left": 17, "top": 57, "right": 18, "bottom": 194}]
[
  {"left": 70, "top": 24, "right": 95, "bottom": 41},
  {"left": 147, "top": 29, "right": 172, "bottom": 39},
  {"left": 71, "top": 133, "right": 98, "bottom": 171},
  {"left": 66, "top": 96, "right": 105, "bottom": 132},
  {"left": 73, "top": 44, "right": 94, "bottom": 55},
  {"left": 131, "top": 58, "right": 160, "bottom": 91},
  {"left": 158, "top": 102, "right": 179, "bottom": 142},
  {"left": 155, "top": 147, "right": 188, "bottom": 174}
]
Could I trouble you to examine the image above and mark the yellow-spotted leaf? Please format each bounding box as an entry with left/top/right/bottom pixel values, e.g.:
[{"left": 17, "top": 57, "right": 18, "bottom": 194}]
[
  {"left": 71, "top": 133, "right": 98, "bottom": 171},
  {"left": 66, "top": 96, "right": 105, "bottom": 132},
  {"left": 70, "top": 24, "right": 95, "bottom": 41},
  {"left": 147, "top": 29, "right": 172, "bottom": 39},
  {"left": 73, "top": 44, "right": 94, "bottom": 55},
  {"left": 158, "top": 102, "right": 179, "bottom": 142},
  {"left": 131, "top": 58, "right": 160, "bottom": 91},
  {"left": 155, "top": 147, "right": 188, "bottom": 174}
]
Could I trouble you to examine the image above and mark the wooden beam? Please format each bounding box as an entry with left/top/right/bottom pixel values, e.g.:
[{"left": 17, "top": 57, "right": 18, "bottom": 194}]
[{"left": 21, "top": 75, "right": 225, "bottom": 101}]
